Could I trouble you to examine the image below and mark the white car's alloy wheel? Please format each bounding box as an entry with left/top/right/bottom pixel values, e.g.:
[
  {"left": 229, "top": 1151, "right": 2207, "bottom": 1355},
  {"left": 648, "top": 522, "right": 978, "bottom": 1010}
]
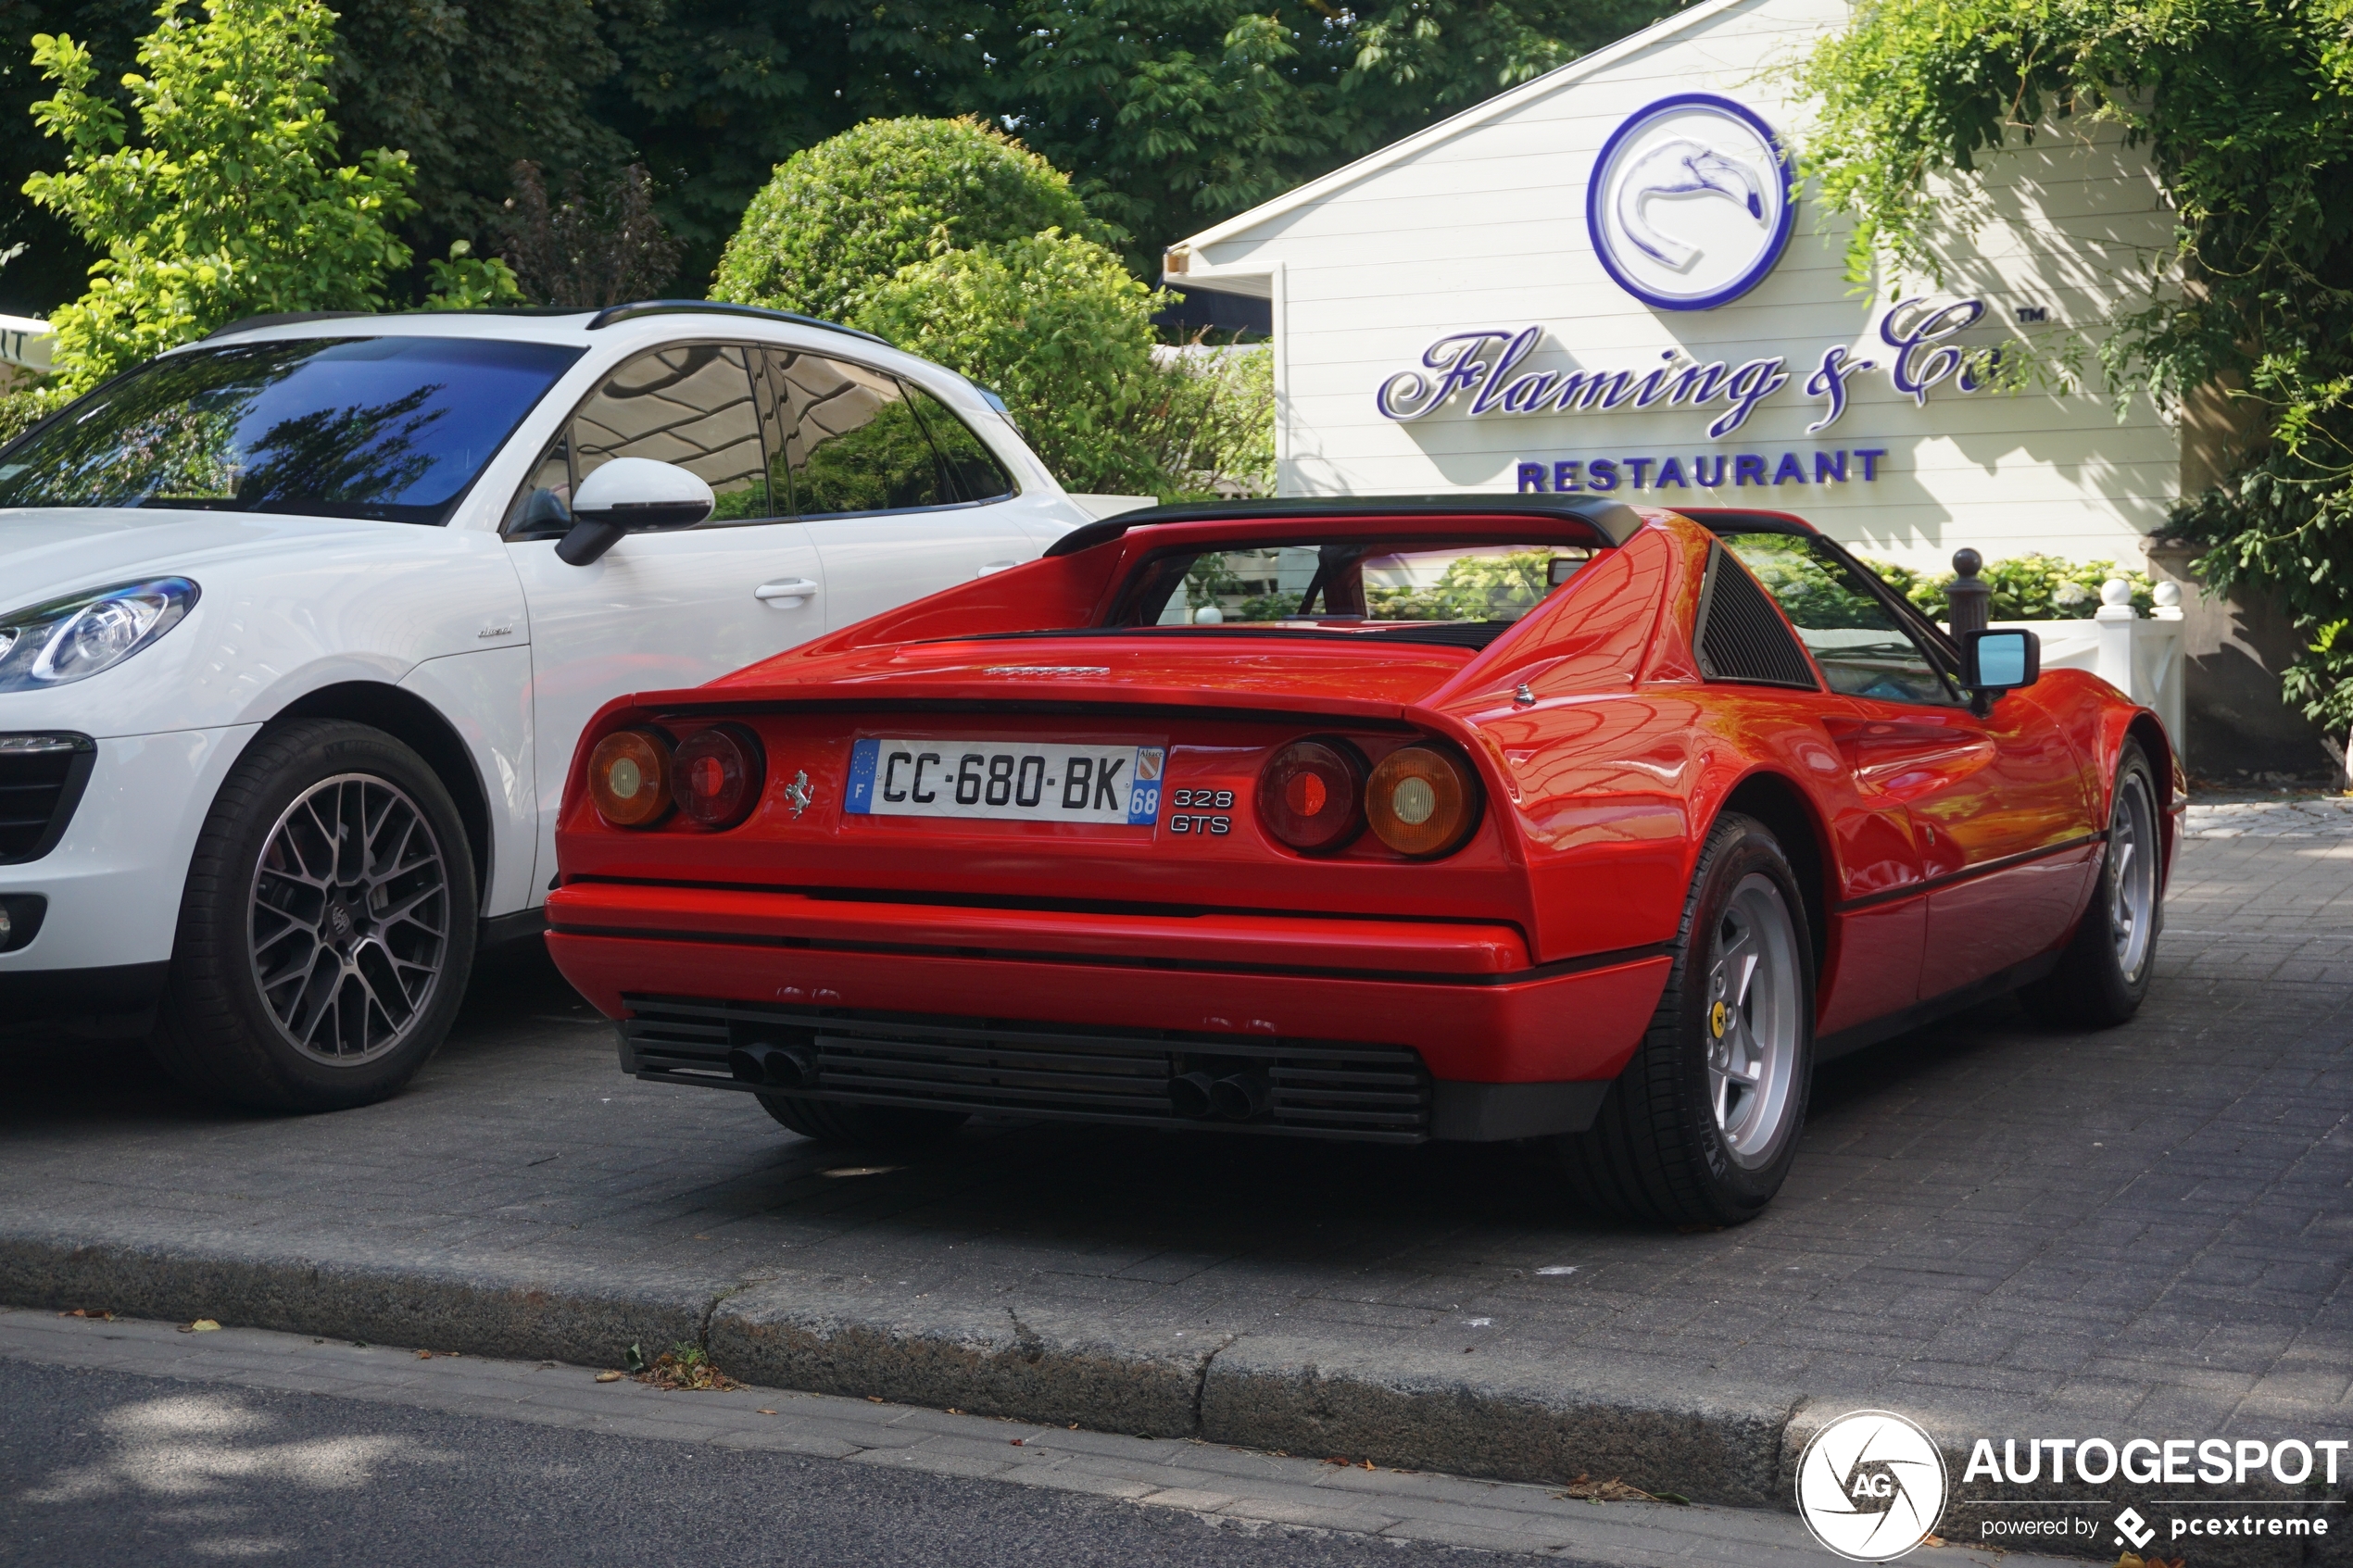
[{"left": 248, "top": 773, "right": 452, "bottom": 1066}]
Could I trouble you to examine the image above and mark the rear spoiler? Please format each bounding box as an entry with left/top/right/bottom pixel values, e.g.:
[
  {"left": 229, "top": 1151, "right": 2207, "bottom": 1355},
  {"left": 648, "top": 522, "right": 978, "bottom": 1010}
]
[{"left": 1041, "top": 495, "right": 1647, "bottom": 558}]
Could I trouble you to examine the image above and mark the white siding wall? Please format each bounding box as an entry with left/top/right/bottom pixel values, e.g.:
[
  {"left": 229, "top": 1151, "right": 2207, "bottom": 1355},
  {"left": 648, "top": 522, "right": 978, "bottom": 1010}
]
[{"left": 1188, "top": 0, "right": 2180, "bottom": 573}]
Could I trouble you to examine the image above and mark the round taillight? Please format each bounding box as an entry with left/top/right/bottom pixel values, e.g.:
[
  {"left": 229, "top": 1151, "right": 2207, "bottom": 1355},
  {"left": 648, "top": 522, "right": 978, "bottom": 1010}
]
[
  {"left": 1365, "top": 744, "right": 1480, "bottom": 858},
  {"left": 671, "top": 724, "right": 764, "bottom": 829},
  {"left": 1256, "top": 738, "right": 1365, "bottom": 854},
  {"left": 588, "top": 730, "right": 673, "bottom": 828}
]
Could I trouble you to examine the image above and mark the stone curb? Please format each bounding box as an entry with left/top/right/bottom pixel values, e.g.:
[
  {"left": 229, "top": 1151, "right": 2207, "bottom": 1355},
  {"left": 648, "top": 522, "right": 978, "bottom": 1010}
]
[
  {"left": 5, "top": 1233, "right": 2337, "bottom": 1568},
  {"left": 1, "top": 1232, "right": 1792, "bottom": 1510}
]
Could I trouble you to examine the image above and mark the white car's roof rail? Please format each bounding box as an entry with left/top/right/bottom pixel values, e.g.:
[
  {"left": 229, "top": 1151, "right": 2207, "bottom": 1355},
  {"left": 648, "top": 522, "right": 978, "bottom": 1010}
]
[
  {"left": 196, "top": 307, "right": 590, "bottom": 341},
  {"left": 584, "top": 299, "right": 890, "bottom": 347}
]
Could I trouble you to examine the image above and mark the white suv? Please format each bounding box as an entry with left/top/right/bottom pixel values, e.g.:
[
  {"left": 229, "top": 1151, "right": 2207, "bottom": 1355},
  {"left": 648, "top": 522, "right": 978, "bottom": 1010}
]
[{"left": 0, "top": 302, "right": 1103, "bottom": 1108}]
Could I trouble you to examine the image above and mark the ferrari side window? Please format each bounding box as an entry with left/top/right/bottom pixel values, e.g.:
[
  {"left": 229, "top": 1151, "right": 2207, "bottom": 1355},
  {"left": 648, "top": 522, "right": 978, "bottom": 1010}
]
[{"left": 1718, "top": 533, "right": 1961, "bottom": 706}]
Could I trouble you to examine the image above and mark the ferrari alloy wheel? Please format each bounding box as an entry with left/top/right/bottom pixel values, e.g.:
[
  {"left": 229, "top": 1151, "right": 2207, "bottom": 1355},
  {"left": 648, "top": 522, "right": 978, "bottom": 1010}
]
[
  {"left": 758, "top": 1094, "right": 969, "bottom": 1148},
  {"left": 1559, "top": 811, "right": 1816, "bottom": 1226},
  {"left": 2021, "top": 739, "right": 2161, "bottom": 1028},
  {"left": 1705, "top": 874, "right": 1804, "bottom": 1169},
  {"left": 148, "top": 720, "right": 479, "bottom": 1111}
]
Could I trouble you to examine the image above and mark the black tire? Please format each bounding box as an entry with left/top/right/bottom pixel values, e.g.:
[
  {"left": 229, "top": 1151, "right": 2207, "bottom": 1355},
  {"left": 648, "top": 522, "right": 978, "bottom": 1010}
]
[
  {"left": 1558, "top": 812, "right": 1815, "bottom": 1227},
  {"left": 757, "top": 1095, "right": 968, "bottom": 1147},
  {"left": 2020, "top": 740, "right": 2160, "bottom": 1028},
  {"left": 147, "top": 720, "right": 478, "bottom": 1111}
]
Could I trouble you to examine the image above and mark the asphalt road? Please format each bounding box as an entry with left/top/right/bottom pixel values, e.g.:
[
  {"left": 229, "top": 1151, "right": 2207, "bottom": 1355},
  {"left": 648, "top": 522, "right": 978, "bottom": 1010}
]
[{"left": 1, "top": 1358, "right": 1476, "bottom": 1568}]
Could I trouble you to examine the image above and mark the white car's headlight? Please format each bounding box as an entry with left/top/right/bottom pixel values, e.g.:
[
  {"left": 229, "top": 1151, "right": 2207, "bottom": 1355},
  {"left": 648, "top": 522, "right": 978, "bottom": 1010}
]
[{"left": 0, "top": 578, "right": 200, "bottom": 692}]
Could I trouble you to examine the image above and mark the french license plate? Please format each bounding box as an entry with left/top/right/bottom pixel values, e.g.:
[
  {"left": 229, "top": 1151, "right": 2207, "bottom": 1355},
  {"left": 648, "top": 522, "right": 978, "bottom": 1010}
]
[{"left": 845, "top": 739, "right": 1164, "bottom": 825}]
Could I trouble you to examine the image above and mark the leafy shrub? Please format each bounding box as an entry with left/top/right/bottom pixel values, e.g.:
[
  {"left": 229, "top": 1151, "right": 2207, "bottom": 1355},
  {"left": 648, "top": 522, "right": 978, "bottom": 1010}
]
[
  {"left": 711, "top": 117, "right": 1115, "bottom": 325},
  {"left": 1134, "top": 343, "right": 1275, "bottom": 502},
  {"left": 1860, "top": 553, "right": 2154, "bottom": 622},
  {"left": 851, "top": 227, "right": 1171, "bottom": 495},
  {"left": 0, "top": 383, "right": 68, "bottom": 448},
  {"left": 24, "top": 0, "right": 518, "bottom": 390}
]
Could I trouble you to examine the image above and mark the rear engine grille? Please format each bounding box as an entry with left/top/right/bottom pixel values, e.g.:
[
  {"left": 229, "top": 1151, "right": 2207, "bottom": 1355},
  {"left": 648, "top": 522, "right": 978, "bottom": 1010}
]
[
  {"left": 622, "top": 996, "right": 1434, "bottom": 1143},
  {"left": 0, "top": 735, "right": 96, "bottom": 864}
]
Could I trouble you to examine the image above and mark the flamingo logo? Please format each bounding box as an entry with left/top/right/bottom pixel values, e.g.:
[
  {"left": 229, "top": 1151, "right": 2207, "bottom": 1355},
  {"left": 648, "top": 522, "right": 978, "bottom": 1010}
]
[{"left": 1588, "top": 94, "right": 1794, "bottom": 311}]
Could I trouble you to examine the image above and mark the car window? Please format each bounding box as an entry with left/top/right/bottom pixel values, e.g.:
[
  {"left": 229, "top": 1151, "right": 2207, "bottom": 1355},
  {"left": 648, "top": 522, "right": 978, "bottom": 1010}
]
[
  {"left": 570, "top": 345, "right": 773, "bottom": 522},
  {"left": 766, "top": 351, "right": 953, "bottom": 517},
  {"left": 0, "top": 336, "right": 581, "bottom": 526},
  {"left": 1718, "top": 532, "right": 1960, "bottom": 706},
  {"left": 902, "top": 382, "right": 1014, "bottom": 502},
  {"left": 1125, "top": 540, "right": 1592, "bottom": 634}
]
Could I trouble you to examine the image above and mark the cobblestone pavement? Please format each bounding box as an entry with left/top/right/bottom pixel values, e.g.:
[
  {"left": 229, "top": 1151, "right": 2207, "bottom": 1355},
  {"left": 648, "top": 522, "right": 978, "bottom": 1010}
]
[{"left": 3, "top": 802, "right": 2350, "bottom": 1559}]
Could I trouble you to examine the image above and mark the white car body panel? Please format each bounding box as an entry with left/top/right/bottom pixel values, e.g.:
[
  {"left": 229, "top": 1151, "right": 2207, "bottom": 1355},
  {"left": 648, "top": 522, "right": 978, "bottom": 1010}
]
[
  {"left": 506, "top": 517, "right": 828, "bottom": 900},
  {"left": 0, "top": 307, "right": 1104, "bottom": 1005},
  {"left": 0, "top": 724, "right": 258, "bottom": 972}
]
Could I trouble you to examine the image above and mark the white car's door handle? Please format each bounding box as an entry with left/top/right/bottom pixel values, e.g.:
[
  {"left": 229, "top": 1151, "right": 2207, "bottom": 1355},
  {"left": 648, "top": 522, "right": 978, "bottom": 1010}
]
[
  {"left": 975, "top": 559, "right": 1021, "bottom": 578},
  {"left": 754, "top": 578, "right": 820, "bottom": 603}
]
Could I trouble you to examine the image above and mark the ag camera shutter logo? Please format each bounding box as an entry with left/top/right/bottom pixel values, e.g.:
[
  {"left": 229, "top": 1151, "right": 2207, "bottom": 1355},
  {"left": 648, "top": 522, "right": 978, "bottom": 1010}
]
[
  {"left": 1795, "top": 1410, "right": 1950, "bottom": 1562},
  {"left": 1587, "top": 93, "right": 1795, "bottom": 311}
]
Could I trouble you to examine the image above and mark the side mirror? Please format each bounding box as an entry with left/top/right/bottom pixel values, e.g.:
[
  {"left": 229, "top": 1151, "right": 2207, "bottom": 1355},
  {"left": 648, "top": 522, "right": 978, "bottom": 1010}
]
[
  {"left": 1961, "top": 627, "right": 2040, "bottom": 693},
  {"left": 556, "top": 458, "right": 715, "bottom": 566}
]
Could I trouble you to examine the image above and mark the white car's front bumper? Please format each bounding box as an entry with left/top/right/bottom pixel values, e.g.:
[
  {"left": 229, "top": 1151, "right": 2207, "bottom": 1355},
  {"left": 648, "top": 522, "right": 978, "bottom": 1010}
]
[{"left": 0, "top": 723, "right": 258, "bottom": 1017}]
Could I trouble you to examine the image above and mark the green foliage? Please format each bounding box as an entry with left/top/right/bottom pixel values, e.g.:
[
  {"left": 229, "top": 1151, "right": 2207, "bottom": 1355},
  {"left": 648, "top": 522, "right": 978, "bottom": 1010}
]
[
  {"left": 1367, "top": 549, "right": 1555, "bottom": 622},
  {"left": 851, "top": 225, "right": 1172, "bottom": 495},
  {"left": 1859, "top": 553, "right": 2154, "bottom": 621},
  {"left": 1793, "top": 0, "right": 2353, "bottom": 719},
  {"left": 23, "top": 0, "right": 512, "bottom": 389},
  {"left": 1006, "top": 0, "right": 1678, "bottom": 276},
  {"left": 795, "top": 401, "right": 950, "bottom": 515},
  {"left": 712, "top": 117, "right": 1114, "bottom": 324},
  {"left": 1125, "top": 342, "right": 1273, "bottom": 502},
  {"left": 0, "top": 378, "right": 65, "bottom": 445}
]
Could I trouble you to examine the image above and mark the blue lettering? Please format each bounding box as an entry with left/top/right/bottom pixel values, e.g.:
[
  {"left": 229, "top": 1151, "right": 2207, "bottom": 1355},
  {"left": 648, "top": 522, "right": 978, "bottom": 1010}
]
[
  {"left": 1815, "top": 450, "right": 1848, "bottom": 483},
  {"left": 1855, "top": 448, "right": 1886, "bottom": 481},
  {"left": 1626, "top": 457, "right": 1655, "bottom": 489},
  {"left": 1773, "top": 452, "right": 1806, "bottom": 484},
  {"left": 1692, "top": 455, "right": 1727, "bottom": 487},
  {"left": 1376, "top": 330, "right": 1517, "bottom": 420},
  {"left": 1517, "top": 462, "right": 1547, "bottom": 493},
  {"left": 1501, "top": 371, "right": 1558, "bottom": 412},
  {"left": 1553, "top": 459, "right": 1580, "bottom": 492},
  {"left": 1733, "top": 454, "right": 1768, "bottom": 486},
  {"left": 1880, "top": 298, "right": 1984, "bottom": 407},
  {"left": 1655, "top": 457, "right": 1687, "bottom": 488},
  {"left": 1588, "top": 458, "right": 1619, "bottom": 491},
  {"left": 1959, "top": 345, "right": 2004, "bottom": 392},
  {"left": 1706, "top": 358, "right": 1791, "bottom": 438},
  {"left": 1667, "top": 361, "right": 1730, "bottom": 406},
  {"left": 1469, "top": 327, "right": 1541, "bottom": 415},
  {"left": 1804, "top": 345, "right": 1874, "bottom": 433}
]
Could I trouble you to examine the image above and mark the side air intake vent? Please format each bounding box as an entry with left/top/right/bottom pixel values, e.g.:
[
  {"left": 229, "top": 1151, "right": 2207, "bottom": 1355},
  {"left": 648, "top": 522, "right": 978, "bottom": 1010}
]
[{"left": 1695, "top": 546, "right": 1818, "bottom": 689}]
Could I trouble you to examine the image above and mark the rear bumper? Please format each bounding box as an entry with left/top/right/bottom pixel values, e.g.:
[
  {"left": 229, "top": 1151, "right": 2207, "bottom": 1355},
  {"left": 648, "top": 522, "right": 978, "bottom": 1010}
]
[{"left": 545, "top": 881, "right": 1669, "bottom": 1138}]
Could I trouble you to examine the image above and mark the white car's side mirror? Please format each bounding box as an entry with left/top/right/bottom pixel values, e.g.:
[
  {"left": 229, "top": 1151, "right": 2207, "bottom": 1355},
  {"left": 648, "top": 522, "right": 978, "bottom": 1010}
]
[{"left": 557, "top": 458, "right": 716, "bottom": 566}]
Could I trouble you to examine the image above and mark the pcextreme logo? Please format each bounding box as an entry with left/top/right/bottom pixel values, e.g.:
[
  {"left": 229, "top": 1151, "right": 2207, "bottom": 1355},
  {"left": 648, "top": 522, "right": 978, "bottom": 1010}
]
[{"left": 1795, "top": 1411, "right": 1949, "bottom": 1562}]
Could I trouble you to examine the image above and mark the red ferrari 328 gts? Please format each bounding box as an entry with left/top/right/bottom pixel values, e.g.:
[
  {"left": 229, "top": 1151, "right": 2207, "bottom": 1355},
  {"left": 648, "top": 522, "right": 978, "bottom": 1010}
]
[{"left": 544, "top": 498, "right": 2179, "bottom": 1225}]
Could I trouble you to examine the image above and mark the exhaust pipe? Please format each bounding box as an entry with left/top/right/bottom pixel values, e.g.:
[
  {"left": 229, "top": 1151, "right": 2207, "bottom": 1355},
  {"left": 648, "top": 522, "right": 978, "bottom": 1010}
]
[
  {"left": 1211, "top": 1071, "right": 1271, "bottom": 1122},
  {"left": 728, "top": 1041, "right": 818, "bottom": 1089},
  {"left": 1169, "top": 1071, "right": 1217, "bottom": 1120}
]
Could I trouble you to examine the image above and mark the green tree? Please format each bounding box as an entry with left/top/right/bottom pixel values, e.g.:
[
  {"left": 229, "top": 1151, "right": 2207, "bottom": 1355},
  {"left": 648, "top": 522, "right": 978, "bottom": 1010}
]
[
  {"left": 24, "top": 0, "right": 515, "bottom": 389},
  {"left": 1002, "top": 0, "right": 1679, "bottom": 276},
  {"left": 712, "top": 116, "right": 1114, "bottom": 323},
  {"left": 1793, "top": 0, "right": 2353, "bottom": 734},
  {"left": 852, "top": 226, "right": 1171, "bottom": 493}
]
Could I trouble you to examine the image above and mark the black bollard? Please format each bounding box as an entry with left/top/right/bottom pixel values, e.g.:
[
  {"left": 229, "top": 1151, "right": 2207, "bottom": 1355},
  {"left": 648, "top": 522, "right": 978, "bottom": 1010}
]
[{"left": 1944, "top": 548, "right": 1990, "bottom": 638}]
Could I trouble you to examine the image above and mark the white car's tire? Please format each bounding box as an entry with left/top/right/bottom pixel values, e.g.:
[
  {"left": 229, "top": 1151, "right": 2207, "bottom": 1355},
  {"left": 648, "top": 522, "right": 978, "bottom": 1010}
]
[{"left": 148, "top": 720, "right": 477, "bottom": 1111}]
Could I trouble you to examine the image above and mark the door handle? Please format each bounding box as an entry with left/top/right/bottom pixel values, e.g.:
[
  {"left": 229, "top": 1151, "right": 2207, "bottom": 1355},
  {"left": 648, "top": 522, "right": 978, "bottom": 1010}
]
[
  {"left": 975, "top": 559, "right": 1020, "bottom": 578},
  {"left": 754, "top": 578, "right": 819, "bottom": 603}
]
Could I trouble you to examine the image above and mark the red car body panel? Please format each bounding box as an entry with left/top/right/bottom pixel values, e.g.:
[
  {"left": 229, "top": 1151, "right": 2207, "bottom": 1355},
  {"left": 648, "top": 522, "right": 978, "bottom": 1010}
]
[{"left": 544, "top": 503, "right": 2181, "bottom": 1141}]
